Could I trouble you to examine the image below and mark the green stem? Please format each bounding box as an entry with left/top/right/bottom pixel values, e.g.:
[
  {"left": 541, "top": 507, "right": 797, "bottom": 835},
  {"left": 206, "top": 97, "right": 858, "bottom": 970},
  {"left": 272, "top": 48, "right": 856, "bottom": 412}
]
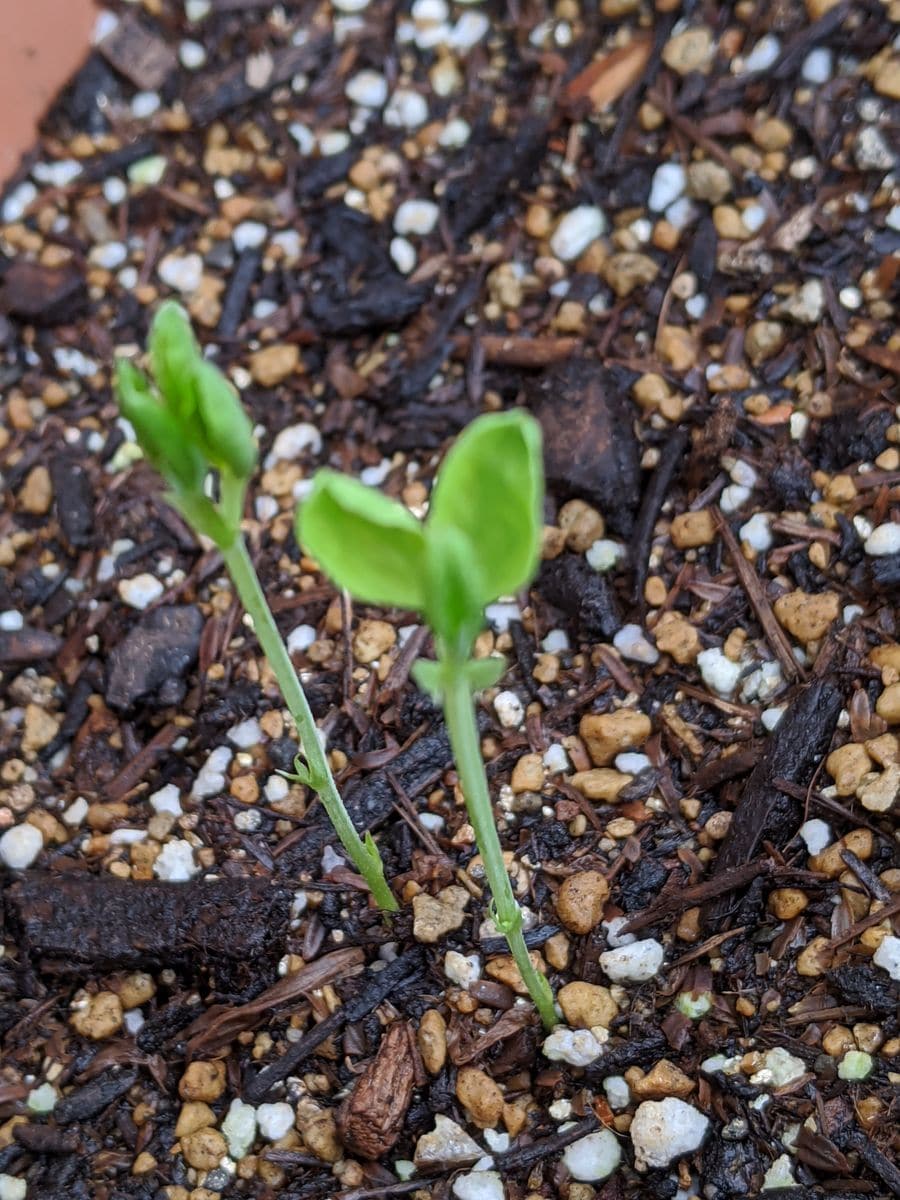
[
  {"left": 220, "top": 536, "right": 398, "bottom": 912},
  {"left": 442, "top": 669, "right": 558, "bottom": 1029}
]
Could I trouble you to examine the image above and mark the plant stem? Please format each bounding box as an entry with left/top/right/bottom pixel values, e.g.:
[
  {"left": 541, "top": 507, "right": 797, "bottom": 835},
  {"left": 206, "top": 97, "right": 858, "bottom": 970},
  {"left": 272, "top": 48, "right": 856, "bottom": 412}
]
[
  {"left": 442, "top": 670, "right": 558, "bottom": 1029},
  {"left": 221, "top": 536, "right": 398, "bottom": 912}
]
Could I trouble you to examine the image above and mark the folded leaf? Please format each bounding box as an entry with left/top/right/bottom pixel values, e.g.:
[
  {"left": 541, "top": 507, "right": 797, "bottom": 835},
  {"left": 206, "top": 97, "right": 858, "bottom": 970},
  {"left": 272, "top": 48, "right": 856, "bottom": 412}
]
[
  {"left": 427, "top": 410, "right": 543, "bottom": 604},
  {"left": 193, "top": 360, "right": 258, "bottom": 480},
  {"left": 115, "top": 359, "right": 206, "bottom": 494},
  {"left": 296, "top": 470, "right": 428, "bottom": 610},
  {"left": 423, "top": 524, "right": 486, "bottom": 660},
  {"left": 149, "top": 300, "right": 201, "bottom": 424}
]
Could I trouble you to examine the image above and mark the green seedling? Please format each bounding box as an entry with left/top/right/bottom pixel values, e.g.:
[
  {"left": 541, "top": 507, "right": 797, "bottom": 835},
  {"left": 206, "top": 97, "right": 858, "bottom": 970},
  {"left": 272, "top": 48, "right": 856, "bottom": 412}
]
[
  {"left": 115, "top": 302, "right": 397, "bottom": 912},
  {"left": 298, "top": 410, "right": 558, "bottom": 1028}
]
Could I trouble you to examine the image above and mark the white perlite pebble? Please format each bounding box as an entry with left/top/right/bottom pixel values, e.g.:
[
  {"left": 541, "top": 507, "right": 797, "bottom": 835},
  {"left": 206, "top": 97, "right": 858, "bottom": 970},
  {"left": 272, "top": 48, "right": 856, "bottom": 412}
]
[
  {"left": 719, "top": 483, "right": 751, "bottom": 514},
  {"left": 543, "top": 744, "right": 570, "bottom": 774},
  {"left": 415, "top": 1115, "right": 483, "bottom": 1166},
  {"left": 799, "top": 818, "right": 831, "bottom": 855},
  {"left": 179, "top": 39, "right": 207, "bottom": 68},
  {"left": 542, "top": 628, "right": 569, "bottom": 653},
  {"left": 26, "top": 1083, "right": 57, "bottom": 1114},
  {"left": 802, "top": 47, "right": 832, "bottom": 83},
  {"left": 158, "top": 252, "right": 203, "bottom": 294},
  {"left": 0, "top": 823, "right": 44, "bottom": 870},
  {"left": 587, "top": 539, "right": 624, "bottom": 572},
  {"left": 0, "top": 1176, "right": 27, "bottom": 1200},
  {"left": 599, "top": 939, "right": 664, "bottom": 983},
  {"left": 452, "top": 1171, "right": 504, "bottom": 1200},
  {"left": 873, "top": 935, "right": 900, "bottom": 981},
  {"left": 228, "top": 718, "right": 263, "bottom": 749},
  {"left": 615, "top": 752, "right": 651, "bottom": 775},
  {"left": 612, "top": 624, "right": 659, "bottom": 665},
  {"left": 440, "top": 117, "right": 471, "bottom": 148},
  {"left": 257, "top": 1102, "right": 295, "bottom": 1141},
  {"left": 739, "top": 512, "right": 772, "bottom": 552},
  {"left": 0, "top": 611, "right": 23, "bottom": 631},
  {"left": 562, "top": 1128, "right": 622, "bottom": 1182},
  {"left": 132, "top": 91, "right": 161, "bottom": 118},
  {"left": 864, "top": 523, "right": 900, "bottom": 556},
  {"left": 630, "top": 1098, "right": 709, "bottom": 1171},
  {"left": 394, "top": 198, "right": 440, "bottom": 236},
  {"left": 233, "top": 221, "right": 268, "bottom": 251},
  {"left": 117, "top": 573, "right": 164, "bottom": 610},
  {"left": 444, "top": 951, "right": 481, "bottom": 986},
  {"left": 550, "top": 206, "right": 606, "bottom": 262},
  {"left": 697, "top": 647, "right": 742, "bottom": 697},
  {"left": 390, "top": 236, "right": 417, "bottom": 274},
  {"left": 543, "top": 1027, "right": 608, "bottom": 1067},
  {"left": 494, "top": 690, "right": 524, "bottom": 728},
  {"left": 345, "top": 69, "right": 388, "bottom": 107},
  {"left": 648, "top": 163, "right": 686, "bottom": 213},
  {"left": 750, "top": 1047, "right": 806, "bottom": 1088},
  {"left": 153, "top": 839, "right": 199, "bottom": 882},
  {"left": 451, "top": 11, "right": 489, "bottom": 48},
  {"left": 762, "top": 1153, "right": 795, "bottom": 1190},
  {"left": 603, "top": 1075, "right": 631, "bottom": 1110},
  {"left": 287, "top": 624, "right": 317, "bottom": 654},
  {"left": 222, "top": 1099, "right": 257, "bottom": 1159},
  {"left": 384, "top": 89, "right": 429, "bottom": 128},
  {"left": 485, "top": 602, "right": 520, "bottom": 633},
  {"left": 192, "top": 745, "right": 233, "bottom": 799},
  {"left": 2, "top": 180, "right": 38, "bottom": 222},
  {"left": 837, "top": 1050, "right": 873, "bottom": 1080},
  {"left": 150, "top": 783, "right": 183, "bottom": 817},
  {"left": 268, "top": 422, "right": 322, "bottom": 465},
  {"left": 33, "top": 159, "right": 82, "bottom": 187},
  {"left": 603, "top": 916, "right": 636, "bottom": 948},
  {"left": 743, "top": 33, "right": 780, "bottom": 72}
]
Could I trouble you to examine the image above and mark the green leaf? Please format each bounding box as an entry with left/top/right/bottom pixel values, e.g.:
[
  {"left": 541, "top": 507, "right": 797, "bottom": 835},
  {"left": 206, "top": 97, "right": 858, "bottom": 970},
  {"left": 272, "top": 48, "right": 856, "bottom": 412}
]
[
  {"left": 149, "top": 300, "right": 201, "bottom": 424},
  {"left": 296, "top": 470, "right": 428, "bottom": 609},
  {"left": 115, "top": 359, "right": 206, "bottom": 494},
  {"left": 411, "top": 659, "right": 445, "bottom": 701},
  {"left": 427, "top": 410, "right": 543, "bottom": 604},
  {"left": 193, "top": 360, "right": 258, "bottom": 480},
  {"left": 464, "top": 655, "right": 506, "bottom": 692},
  {"left": 423, "top": 524, "right": 486, "bottom": 660}
]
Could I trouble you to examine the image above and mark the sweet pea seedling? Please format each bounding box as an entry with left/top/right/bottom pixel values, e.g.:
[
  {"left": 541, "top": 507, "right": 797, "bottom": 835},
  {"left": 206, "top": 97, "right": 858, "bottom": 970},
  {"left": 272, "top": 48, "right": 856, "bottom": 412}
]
[
  {"left": 115, "top": 303, "right": 397, "bottom": 911},
  {"left": 298, "top": 411, "right": 558, "bottom": 1027}
]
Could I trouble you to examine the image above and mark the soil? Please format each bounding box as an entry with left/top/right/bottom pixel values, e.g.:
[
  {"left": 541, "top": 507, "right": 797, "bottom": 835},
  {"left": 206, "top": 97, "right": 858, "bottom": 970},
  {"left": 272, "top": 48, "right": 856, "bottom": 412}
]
[{"left": 1, "top": 2, "right": 899, "bottom": 1199}]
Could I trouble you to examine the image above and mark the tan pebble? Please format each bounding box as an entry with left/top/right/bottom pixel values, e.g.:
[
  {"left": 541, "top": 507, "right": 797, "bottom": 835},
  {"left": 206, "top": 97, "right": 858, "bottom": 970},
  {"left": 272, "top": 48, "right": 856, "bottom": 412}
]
[
  {"left": 744, "top": 320, "right": 785, "bottom": 364},
  {"left": 631, "top": 1059, "right": 695, "bottom": 1099},
  {"left": 653, "top": 611, "right": 700, "bottom": 664},
  {"left": 418, "top": 1009, "right": 447, "bottom": 1074},
  {"left": 703, "top": 811, "right": 731, "bottom": 840},
  {"left": 644, "top": 576, "right": 668, "bottom": 607},
  {"left": 652, "top": 219, "right": 680, "bottom": 252},
  {"left": 179, "top": 1060, "right": 226, "bottom": 1102},
  {"left": 797, "top": 936, "right": 833, "bottom": 976},
  {"left": 556, "top": 871, "right": 609, "bottom": 934},
  {"left": 874, "top": 59, "right": 900, "bottom": 101},
  {"left": 456, "top": 1067, "right": 504, "bottom": 1129},
  {"left": 485, "top": 951, "right": 546, "bottom": 994},
  {"left": 579, "top": 710, "right": 651, "bottom": 766},
  {"left": 412, "top": 885, "right": 469, "bottom": 944},
  {"left": 876, "top": 682, "right": 900, "bottom": 725},
  {"left": 533, "top": 653, "right": 559, "bottom": 684},
  {"left": 658, "top": 324, "right": 698, "bottom": 371},
  {"left": 826, "top": 743, "right": 873, "bottom": 796},
  {"left": 713, "top": 205, "right": 750, "bottom": 240},
  {"left": 132, "top": 1151, "right": 157, "bottom": 1175},
  {"left": 20, "top": 466, "right": 53, "bottom": 515},
  {"left": 632, "top": 373, "right": 671, "bottom": 413},
  {"left": 773, "top": 590, "right": 840, "bottom": 641},
  {"left": 249, "top": 343, "right": 300, "bottom": 387},
  {"left": 805, "top": 0, "right": 841, "bottom": 16},
  {"left": 752, "top": 117, "right": 793, "bottom": 152},
  {"left": 175, "top": 1102, "right": 217, "bottom": 1138},
  {"left": 544, "top": 931, "right": 571, "bottom": 970},
  {"left": 857, "top": 763, "right": 900, "bottom": 813},
  {"left": 553, "top": 301, "right": 586, "bottom": 334},
  {"left": 822, "top": 1025, "right": 855, "bottom": 1057},
  {"left": 864, "top": 733, "right": 899, "bottom": 767},
  {"left": 662, "top": 27, "right": 714, "bottom": 74},
  {"left": 570, "top": 769, "right": 632, "bottom": 802},
  {"left": 810, "top": 829, "right": 873, "bottom": 877},
  {"left": 853, "top": 1022, "right": 883, "bottom": 1054},
  {"left": 502, "top": 1099, "right": 530, "bottom": 1137},
  {"left": 602, "top": 252, "right": 659, "bottom": 298},
  {"left": 670, "top": 509, "right": 716, "bottom": 549},
  {"left": 823, "top": 474, "right": 856, "bottom": 506},
  {"left": 352, "top": 618, "right": 396, "bottom": 664},
  {"left": 22, "top": 704, "right": 60, "bottom": 755},
  {"left": 558, "top": 499, "right": 605, "bottom": 552},
  {"left": 118, "top": 972, "right": 156, "bottom": 1010},
  {"left": 542, "top": 525, "right": 567, "bottom": 559},
  {"left": 676, "top": 906, "right": 701, "bottom": 942},
  {"left": 557, "top": 981, "right": 618, "bottom": 1029},
  {"left": 182, "top": 1128, "right": 227, "bottom": 1171},
  {"left": 511, "top": 753, "right": 544, "bottom": 793},
  {"left": 296, "top": 1098, "right": 342, "bottom": 1162},
  {"left": 686, "top": 160, "right": 732, "bottom": 203},
  {"left": 768, "top": 888, "right": 809, "bottom": 921},
  {"left": 71, "top": 991, "right": 123, "bottom": 1040},
  {"left": 525, "top": 204, "right": 553, "bottom": 239}
]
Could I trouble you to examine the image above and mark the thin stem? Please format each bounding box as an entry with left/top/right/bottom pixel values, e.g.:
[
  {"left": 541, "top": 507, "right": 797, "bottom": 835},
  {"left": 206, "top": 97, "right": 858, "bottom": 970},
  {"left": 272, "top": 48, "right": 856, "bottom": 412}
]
[
  {"left": 220, "top": 536, "right": 398, "bottom": 912},
  {"left": 442, "top": 669, "right": 557, "bottom": 1029}
]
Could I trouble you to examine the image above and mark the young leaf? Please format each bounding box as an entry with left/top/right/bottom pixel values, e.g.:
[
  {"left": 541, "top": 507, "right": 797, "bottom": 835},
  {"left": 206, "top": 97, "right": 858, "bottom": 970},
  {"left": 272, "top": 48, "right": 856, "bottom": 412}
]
[
  {"left": 423, "top": 524, "right": 486, "bottom": 660},
  {"left": 297, "top": 470, "right": 428, "bottom": 609},
  {"left": 411, "top": 659, "right": 446, "bottom": 701},
  {"left": 193, "top": 360, "right": 258, "bottom": 480},
  {"left": 149, "top": 300, "right": 201, "bottom": 423},
  {"left": 464, "top": 656, "right": 506, "bottom": 692},
  {"left": 115, "top": 359, "right": 206, "bottom": 494},
  {"left": 427, "top": 410, "right": 543, "bottom": 604}
]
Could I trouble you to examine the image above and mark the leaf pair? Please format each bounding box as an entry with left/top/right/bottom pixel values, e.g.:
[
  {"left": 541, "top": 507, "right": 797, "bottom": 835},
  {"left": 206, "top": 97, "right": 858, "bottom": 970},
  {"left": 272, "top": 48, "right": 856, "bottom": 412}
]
[
  {"left": 297, "top": 410, "right": 543, "bottom": 662},
  {"left": 116, "top": 302, "right": 258, "bottom": 498}
]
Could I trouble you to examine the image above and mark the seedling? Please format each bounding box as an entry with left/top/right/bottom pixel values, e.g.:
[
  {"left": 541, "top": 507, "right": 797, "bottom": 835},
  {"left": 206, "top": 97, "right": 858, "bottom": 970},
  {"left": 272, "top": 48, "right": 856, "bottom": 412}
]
[
  {"left": 298, "top": 410, "right": 558, "bottom": 1028},
  {"left": 115, "top": 302, "right": 397, "bottom": 912}
]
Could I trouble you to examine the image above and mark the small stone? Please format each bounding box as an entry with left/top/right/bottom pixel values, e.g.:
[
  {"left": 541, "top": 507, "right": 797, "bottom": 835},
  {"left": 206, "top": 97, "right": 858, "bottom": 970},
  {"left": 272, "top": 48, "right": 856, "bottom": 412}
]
[
  {"left": 346, "top": 69, "right": 388, "bottom": 107},
  {"left": 632, "top": 1060, "right": 695, "bottom": 1100},
  {"left": 456, "top": 1067, "right": 504, "bottom": 1129},
  {"left": 352, "top": 618, "right": 396, "bottom": 664},
  {"left": 612, "top": 624, "right": 659, "bottom": 665},
  {"left": 876, "top": 683, "right": 900, "bottom": 725},
  {"left": 826, "top": 743, "right": 872, "bottom": 796},
  {"left": 258, "top": 1101, "right": 295, "bottom": 1141},
  {"left": 557, "top": 871, "right": 609, "bottom": 934},
  {"left": 658, "top": 325, "right": 697, "bottom": 370},
  {"left": 511, "top": 752, "right": 544, "bottom": 793},
  {"left": 296, "top": 1097, "right": 341, "bottom": 1162},
  {"left": 0, "top": 823, "right": 43, "bottom": 869},
  {"left": 603, "top": 1076, "right": 631, "bottom": 1110},
  {"left": 414, "top": 1115, "right": 483, "bottom": 1168},
  {"left": 580, "top": 710, "right": 651, "bottom": 766},
  {"left": 493, "top": 690, "right": 524, "bottom": 728},
  {"left": 394, "top": 198, "right": 440, "bottom": 236},
  {"left": 250, "top": 344, "right": 299, "bottom": 387},
  {"left": 874, "top": 59, "right": 900, "bottom": 101},
  {"left": 22, "top": 704, "right": 59, "bottom": 754},
  {"left": 739, "top": 513, "right": 773, "bottom": 553},
  {"left": 154, "top": 838, "right": 199, "bottom": 881},
  {"left": 418, "top": 1009, "right": 448, "bottom": 1074},
  {"left": 445, "top": 950, "right": 481, "bottom": 987},
  {"left": 599, "top": 939, "right": 664, "bottom": 983},
  {"left": 558, "top": 499, "right": 605, "bottom": 552},
  {"left": 0, "top": 1177, "right": 27, "bottom": 1200},
  {"left": 745, "top": 320, "right": 785, "bottom": 364},
  {"left": 671, "top": 509, "right": 716, "bottom": 550},
  {"left": 602, "top": 252, "right": 659, "bottom": 297},
  {"left": 118, "top": 573, "right": 164, "bottom": 610},
  {"left": 653, "top": 612, "right": 700, "bottom": 664},
  {"left": 743, "top": 33, "right": 780, "bottom": 73},
  {"left": 697, "top": 648, "right": 742, "bottom": 696},
  {"left": 412, "top": 885, "right": 470, "bottom": 943},
  {"left": 384, "top": 88, "right": 429, "bottom": 128},
  {"left": 762, "top": 1154, "right": 796, "bottom": 1190},
  {"left": 562, "top": 1128, "right": 622, "bottom": 1182},
  {"left": 662, "top": 27, "right": 714, "bottom": 75},
  {"left": 802, "top": 47, "right": 832, "bottom": 83},
  {"left": 858, "top": 763, "right": 900, "bottom": 813},
  {"left": 485, "top": 950, "right": 545, "bottom": 994},
  {"left": 232, "top": 220, "right": 268, "bottom": 251},
  {"left": 686, "top": 160, "right": 732, "bottom": 203},
  {"left": 767, "top": 888, "right": 808, "bottom": 920},
  {"left": 179, "top": 1060, "right": 227, "bottom": 1102},
  {"left": 775, "top": 279, "right": 825, "bottom": 324},
  {"left": 630, "top": 1098, "right": 709, "bottom": 1170},
  {"left": 550, "top": 206, "right": 607, "bottom": 262},
  {"left": 27, "top": 1082, "right": 58, "bottom": 1113},
  {"left": 20, "top": 465, "right": 53, "bottom": 514},
  {"left": 570, "top": 768, "right": 632, "bottom": 802},
  {"left": 799, "top": 818, "right": 831, "bottom": 855},
  {"left": 750, "top": 1046, "right": 806, "bottom": 1088},
  {"left": 873, "top": 934, "right": 900, "bottom": 981},
  {"left": 558, "top": 982, "right": 618, "bottom": 1029},
  {"left": 774, "top": 590, "right": 840, "bottom": 641},
  {"left": 865, "top": 523, "right": 900, "bottom": 556},
  {"left": 71, "top": 991, "right": 123, "bottom": 1040},
  {"left": 222, "top": 1099, "right": 257, "bottom": 1159},
  {"left": 648, "top": 163, "right": 686, "bottom": 212},
  {"left": 855, "top": 126, "right": 896, "bottom": 171},
  {"left": 837, "top": 1050, "right": 873, "bottom": 1080},
  {"left": 452, "top": 1171, "right": 505, "bottom": 1200},
  {"left": 158, "top": 252, "right": 203, "bottom": 294},
  {"left": 543, "top": 1027, "right": 607, "bottom": 1067},
  {"left": 182, "top": 1128, "right": 227, "bottom": 1171},
  {"left": 390, "top": 236, "right": 417, "bottom": 274}
]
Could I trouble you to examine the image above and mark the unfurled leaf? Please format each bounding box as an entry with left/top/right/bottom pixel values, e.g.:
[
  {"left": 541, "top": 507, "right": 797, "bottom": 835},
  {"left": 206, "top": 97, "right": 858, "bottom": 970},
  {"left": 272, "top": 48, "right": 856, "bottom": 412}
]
[
  {"left": 423, "top": 524, "right": 486, "bottom": 660},
  {"left": 427, "top": 410, "right": 543, "bottom": 605},
  {"left": 297, "top": 470, "right": 428, "bottom": 610},
  {"left": 411, "top": 659, "right": 445, "bottom": 701}
]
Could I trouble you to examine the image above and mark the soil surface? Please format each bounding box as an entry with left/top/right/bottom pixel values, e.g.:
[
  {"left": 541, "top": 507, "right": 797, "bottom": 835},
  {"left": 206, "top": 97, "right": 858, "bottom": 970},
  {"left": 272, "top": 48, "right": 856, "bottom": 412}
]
[{"left": 1, "top": 2, "right": 899, "bottom": 1199}]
